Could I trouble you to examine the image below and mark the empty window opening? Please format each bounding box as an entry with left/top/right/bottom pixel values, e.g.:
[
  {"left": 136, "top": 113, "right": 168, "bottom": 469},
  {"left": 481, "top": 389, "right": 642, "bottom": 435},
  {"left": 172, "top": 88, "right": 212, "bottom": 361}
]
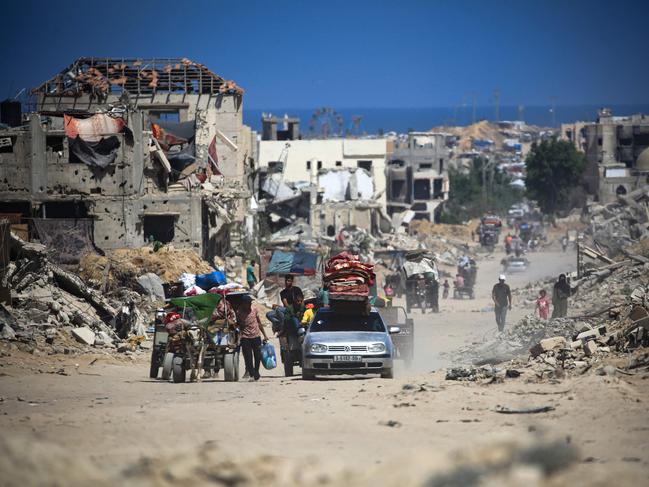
[
  {"left": 419, "top": 163, "right": 433, "bottom": 170},
  {"left": 46, "top": 136, "right": 65, "bottom": 152},
  {"left": 616, "top": 185, "right": 627, "bottom": 195},
  {"left": 326, "top": 225, "right": 336, "bottom": 237},
  {"left": 317, "top": 161, "right": 323, "bottom": 170},
  {"left": 391, "top": 180, "right": 406, "bottom": 199},
  {"left": 143, "top": 215, "right": 176, "bottom": 244},
  {"left": 439, "top": 158, "right": 445, "bottom": 173},
  {"left": 634, "top": 133, "right": 649, "bottom": 146},
  {"left": 414, "top": 212, "right": 430, "bottom": 221},
  {"left": 357, "top": 160, "right": 372, "bottom": 171},
  {"left": 42, "top": 201, "right": 88, "bottom": 218},
  {"left": 413, "top": 179, "right": 431, "bottom": 200},
  {"left": 306, "top": 161, "right": 311, "bottom": 170},
  {"left": 433, "top": 178, "right": 444, "bottom": 199},
  {"left": 0, "top": 136, "right": 15, "bottom": 153},
  {"left": 335, "top": 160, "right": 342, "bottom": 167}
]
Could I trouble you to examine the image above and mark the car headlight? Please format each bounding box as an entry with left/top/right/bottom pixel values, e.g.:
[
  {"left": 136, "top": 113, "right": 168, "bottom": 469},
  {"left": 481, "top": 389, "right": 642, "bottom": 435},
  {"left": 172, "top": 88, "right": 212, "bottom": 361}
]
[
  {"left": 368, "top": 342, "right": 386, "bottom": 353},
  {"left": 310, "top": 343, "right": 328, "bottom": 353}
]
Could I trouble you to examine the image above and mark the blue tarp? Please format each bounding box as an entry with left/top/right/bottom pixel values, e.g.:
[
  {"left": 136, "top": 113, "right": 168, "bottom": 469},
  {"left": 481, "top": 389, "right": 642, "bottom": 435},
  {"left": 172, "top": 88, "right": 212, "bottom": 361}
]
[
  {"left": 267, "top": 251, "right": 318, "bottom": 275},
  {"left": 195, "top": 271, "right": 227, "bottom": 290}
]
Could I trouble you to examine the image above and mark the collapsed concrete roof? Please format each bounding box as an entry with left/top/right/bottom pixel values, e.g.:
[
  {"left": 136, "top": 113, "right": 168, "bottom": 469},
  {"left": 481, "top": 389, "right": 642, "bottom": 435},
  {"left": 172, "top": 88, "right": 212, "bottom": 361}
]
[{"left": 32, "top": 57, "right": 244, "bottom": 98}]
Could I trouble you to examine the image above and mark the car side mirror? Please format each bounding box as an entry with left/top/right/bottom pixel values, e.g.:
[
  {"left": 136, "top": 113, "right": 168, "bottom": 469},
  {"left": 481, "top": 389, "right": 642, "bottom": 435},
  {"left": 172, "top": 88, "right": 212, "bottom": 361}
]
[{"left": 389, "top": 326, "right": 401, "bottom": 334}]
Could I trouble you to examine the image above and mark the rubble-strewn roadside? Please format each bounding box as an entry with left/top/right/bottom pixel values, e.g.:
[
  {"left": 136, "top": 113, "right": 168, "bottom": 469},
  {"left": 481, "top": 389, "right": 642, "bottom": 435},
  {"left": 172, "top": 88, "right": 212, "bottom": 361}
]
[
  {"left": 0, "top": 233, "right": 217, "bottom": 357},
  {"left": 445, "top": 191, "right": 649, "bottom": 382}
]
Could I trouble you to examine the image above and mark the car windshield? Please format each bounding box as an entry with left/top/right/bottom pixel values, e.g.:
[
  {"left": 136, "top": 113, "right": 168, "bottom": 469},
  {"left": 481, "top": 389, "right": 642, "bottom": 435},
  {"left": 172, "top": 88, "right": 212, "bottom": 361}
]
[{"left": 310, "top": 312, "right": 386, "bottom": 333}]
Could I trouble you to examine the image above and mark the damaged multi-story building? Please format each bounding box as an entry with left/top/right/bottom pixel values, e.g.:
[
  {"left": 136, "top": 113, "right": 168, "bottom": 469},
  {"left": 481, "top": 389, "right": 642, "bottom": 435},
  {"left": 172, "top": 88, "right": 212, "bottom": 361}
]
[
  {"left": 256, "top": 118, "right": 391, "bottom": 239},
  {"left": 386, "top": 132, "right": 449, "bottom": 222},
  {"left": 562, "top": 109, "right": 649, "bottom": 203},
  {"left": 586, "top": 109, "right": 649, "bottom": 203},
  {"left": 0, "top": 57, "right": 255, "bottom": 263}
]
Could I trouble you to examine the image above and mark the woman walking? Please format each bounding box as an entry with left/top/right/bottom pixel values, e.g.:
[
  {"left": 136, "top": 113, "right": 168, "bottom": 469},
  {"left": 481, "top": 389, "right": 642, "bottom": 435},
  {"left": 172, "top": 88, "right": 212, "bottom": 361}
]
[{"left": 551, "top": 274, "right": 571, "bottom": 319}]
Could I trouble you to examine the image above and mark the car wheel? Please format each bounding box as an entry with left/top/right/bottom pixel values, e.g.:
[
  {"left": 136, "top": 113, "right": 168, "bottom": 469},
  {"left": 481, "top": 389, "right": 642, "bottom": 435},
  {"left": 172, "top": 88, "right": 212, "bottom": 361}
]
[
  {"left": 149, "top": 349, "right": 160, "bottom": 379},
  {"left": 172, "top": 356, "right": 186, "bottom": 383},
  {"left": 161, "top": 352, "right": 174, "bottom": 380},
  {"left": 381, "top": 368, "right": 394, "bottom": 379},
  {"left": 302, "top": 370, "right": 315, "bottom": 380}
]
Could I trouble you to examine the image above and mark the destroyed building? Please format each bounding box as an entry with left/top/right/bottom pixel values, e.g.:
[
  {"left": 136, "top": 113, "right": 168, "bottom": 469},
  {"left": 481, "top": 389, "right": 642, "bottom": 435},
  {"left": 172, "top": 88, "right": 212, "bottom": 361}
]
[
  {"left": 562, "top": 109, "right": 649, "bottom": 203},
  {"left": 255, "top": 131, "right": 391, "bottom": 242},
  {"left": 0, "top": 58, "right": 255, "bottom": 262},
  {"left": 386, "top": 132, "right": 449, "bottom": 222},
  {"left": 258, "top": 136, "right": 388, "bottom": 207}
]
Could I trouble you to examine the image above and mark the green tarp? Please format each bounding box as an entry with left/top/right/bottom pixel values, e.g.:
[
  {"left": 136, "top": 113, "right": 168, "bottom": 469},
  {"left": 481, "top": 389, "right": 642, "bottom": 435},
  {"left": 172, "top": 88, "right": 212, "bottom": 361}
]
[{"left": 169, "top": 293, "right": 221, "bottom": 321}]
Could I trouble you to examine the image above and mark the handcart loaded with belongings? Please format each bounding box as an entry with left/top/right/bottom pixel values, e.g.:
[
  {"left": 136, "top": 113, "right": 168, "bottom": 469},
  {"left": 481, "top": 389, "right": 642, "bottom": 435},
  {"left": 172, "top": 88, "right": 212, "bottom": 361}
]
[{"left": 149, "top": 290, "right": 250, "bottom": 383}]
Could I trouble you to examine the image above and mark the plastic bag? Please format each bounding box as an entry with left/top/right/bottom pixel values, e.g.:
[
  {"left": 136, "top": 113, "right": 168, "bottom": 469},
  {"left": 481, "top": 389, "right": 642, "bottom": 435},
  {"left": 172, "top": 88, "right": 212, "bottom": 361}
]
[{"left": 261, "top": 342, "right": 277, "bottom": 370}]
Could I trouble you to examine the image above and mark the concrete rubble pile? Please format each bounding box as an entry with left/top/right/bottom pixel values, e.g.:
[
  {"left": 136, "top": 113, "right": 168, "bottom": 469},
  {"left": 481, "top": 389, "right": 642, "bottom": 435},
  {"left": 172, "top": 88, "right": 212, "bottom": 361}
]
[
  {"left": 448, "top": 248, "right": 649, "bottom": 381},
  {"left": 585, "top": 186, "right": 649, "bottom": 256},
  {"left": 0, "top": 233, "right": 156, "bottom": 355}
]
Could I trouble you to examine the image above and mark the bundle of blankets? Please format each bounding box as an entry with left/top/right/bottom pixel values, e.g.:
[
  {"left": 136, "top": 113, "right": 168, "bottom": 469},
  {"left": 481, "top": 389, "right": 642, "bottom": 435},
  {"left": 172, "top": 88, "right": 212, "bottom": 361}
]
[{"left": 323, "top": 252, "right": 376, "bottom": 300}]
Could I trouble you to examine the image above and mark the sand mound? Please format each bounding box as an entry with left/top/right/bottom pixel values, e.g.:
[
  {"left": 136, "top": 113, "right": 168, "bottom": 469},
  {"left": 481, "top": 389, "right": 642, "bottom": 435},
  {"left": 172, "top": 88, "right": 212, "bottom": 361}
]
[{"left": 79, "top": 246, "right": 213, "bottom": 290}]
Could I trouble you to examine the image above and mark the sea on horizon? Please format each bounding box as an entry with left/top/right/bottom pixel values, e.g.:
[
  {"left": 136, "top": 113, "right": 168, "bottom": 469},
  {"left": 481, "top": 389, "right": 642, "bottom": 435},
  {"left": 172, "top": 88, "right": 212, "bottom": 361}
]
[{"left": 244, "top": 104, "right": 649, "bottom": 136}]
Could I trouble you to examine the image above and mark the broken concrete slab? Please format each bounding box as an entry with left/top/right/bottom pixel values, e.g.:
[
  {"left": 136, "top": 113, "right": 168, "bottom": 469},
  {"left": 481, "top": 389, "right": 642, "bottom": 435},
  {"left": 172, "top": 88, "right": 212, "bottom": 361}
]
[
  {"left": 94, "top": 331, "right": 114, "bottom": 347},
  {"left": 530, "top": 336, "right": 567, "bottom": 357},
  {"left": 583, "top": 340, "right": 598, "bottom": 357},
  {"left": 0, "top": 324, "right": 16, "bottom": 340},
  {"left": 136, "top": 273, "right": 166, "bottom": 301},
  {"left": 71, "top": 327, "right": 95, "bottom": 346}
]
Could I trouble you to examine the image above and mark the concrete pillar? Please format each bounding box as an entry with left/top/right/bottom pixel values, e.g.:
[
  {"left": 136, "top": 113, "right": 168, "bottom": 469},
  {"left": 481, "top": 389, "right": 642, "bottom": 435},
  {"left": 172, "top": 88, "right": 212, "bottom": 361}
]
[
  {"left": 29, "top": 115, "right": 47, "bottom": 196},
  {"left": 601, "top": 122, "right": 617, "bottom": 165}
]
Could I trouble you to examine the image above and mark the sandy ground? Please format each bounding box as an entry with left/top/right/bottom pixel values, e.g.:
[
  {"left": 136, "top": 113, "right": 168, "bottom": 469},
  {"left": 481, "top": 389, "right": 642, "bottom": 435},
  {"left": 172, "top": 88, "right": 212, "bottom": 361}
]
[{"left": 1, "top": 249, "right": 648, "bottom": 485}]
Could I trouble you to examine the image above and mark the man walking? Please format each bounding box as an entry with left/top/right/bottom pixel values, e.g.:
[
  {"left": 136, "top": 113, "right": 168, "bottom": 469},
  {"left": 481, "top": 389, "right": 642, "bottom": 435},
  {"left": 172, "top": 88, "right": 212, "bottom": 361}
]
[
  {"left": 492, "top": 274, "right": 512, "bottom": 332},
  {"left": 236, "top": 294, "right": 269, "bottom": 381}
]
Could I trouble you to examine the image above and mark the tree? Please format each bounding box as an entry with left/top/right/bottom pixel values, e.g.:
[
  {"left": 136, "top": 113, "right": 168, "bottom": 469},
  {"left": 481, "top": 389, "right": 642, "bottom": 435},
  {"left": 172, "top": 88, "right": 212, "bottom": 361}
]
[
  {"left": 525, "top": 138, "right": 587, "bottom": 215},
  {"left": 441, "top": 157, "right": 523, "bottom": 223}
]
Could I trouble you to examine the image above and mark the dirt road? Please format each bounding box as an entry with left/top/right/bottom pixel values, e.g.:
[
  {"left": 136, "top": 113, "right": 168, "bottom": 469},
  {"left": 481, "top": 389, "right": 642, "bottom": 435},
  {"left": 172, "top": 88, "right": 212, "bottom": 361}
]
[{"left": 1, "top": 249, "right": 647, "bottom": 485}]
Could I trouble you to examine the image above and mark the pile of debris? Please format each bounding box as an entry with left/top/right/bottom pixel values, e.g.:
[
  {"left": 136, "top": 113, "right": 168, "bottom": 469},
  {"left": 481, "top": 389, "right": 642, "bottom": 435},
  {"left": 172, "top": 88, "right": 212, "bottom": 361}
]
[
  {"left": 448, "top": 261, "right": 649, "bottom": 381},
  {"left": 586, "top": 186, "right": 649, "bottom": 256},
  {"left": 79, "top": 246, "right": 213, "bottom": 293},
  {"left": 0, "top": 233, "right": 163, "bottom": 355}
]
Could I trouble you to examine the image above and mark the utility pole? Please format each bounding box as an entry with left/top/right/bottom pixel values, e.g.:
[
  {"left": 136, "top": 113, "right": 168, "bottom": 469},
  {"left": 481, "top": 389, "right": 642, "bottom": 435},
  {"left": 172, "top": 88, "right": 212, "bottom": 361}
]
[
  {"left": 493, "top": 89, "right": 500, "bottom": 123},
  {"left": 550, "top": 97, "right": 557, "bottom": 127},
  {"left": 471, "top": 92, "right": 477, "bottom": 124}
]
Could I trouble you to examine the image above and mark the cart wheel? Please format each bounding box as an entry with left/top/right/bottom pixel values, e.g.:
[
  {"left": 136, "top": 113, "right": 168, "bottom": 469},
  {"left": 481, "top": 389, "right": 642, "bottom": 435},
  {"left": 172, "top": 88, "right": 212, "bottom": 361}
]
[
  {"left": 172, "top": 356, "right": 186, "bottom": 383},
  {"left": 149, "top": 349, "right": 160, "bottom": 379},
  {"left": 161, "top": 352, "right": 174, "bottom": 380},
  {"left": 284, "top": 359, "right": 294, "bottom": 377},
  {"left": 224, "top": 351, "right": 240, "bottom": 382}
]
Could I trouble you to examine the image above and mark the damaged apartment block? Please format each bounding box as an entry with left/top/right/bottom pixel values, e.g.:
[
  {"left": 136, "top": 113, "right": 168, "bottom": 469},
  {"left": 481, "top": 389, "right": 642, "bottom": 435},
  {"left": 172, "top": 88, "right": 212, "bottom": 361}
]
[
  {"left": 0, "top": 57, "right": 256, "bottom": 263},
  {"left": 387, "top": 132, "right": 449, "bottom": 223}
]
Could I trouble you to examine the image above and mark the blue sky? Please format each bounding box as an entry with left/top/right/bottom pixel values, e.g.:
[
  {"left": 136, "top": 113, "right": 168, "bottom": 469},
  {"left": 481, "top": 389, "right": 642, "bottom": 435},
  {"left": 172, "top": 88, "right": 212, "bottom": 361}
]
[{"left": 1, "top": 0, "right": 647, "bottom": 109}]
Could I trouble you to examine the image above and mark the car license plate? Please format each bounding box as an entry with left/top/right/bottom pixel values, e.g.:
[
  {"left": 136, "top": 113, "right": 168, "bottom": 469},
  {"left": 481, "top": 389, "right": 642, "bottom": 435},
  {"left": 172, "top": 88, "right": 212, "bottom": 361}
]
[{"left": 333, "top": 355, "right": 362, "bottom": 362}]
